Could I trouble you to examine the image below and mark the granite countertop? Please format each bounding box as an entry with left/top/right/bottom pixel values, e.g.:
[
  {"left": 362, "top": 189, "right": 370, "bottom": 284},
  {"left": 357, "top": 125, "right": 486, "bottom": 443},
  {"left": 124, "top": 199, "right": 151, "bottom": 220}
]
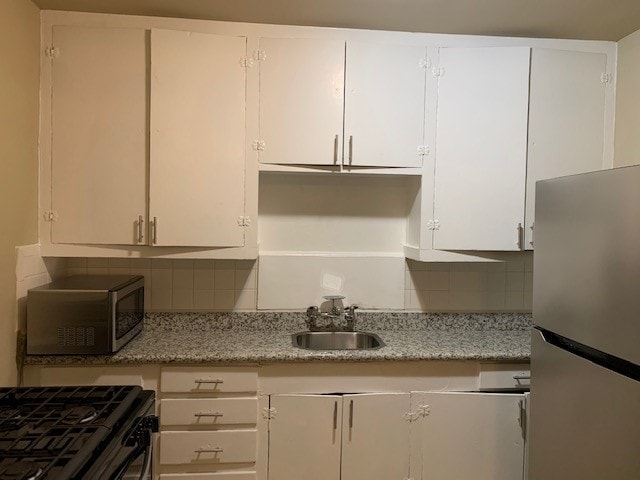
[{"left": 24, "top": 312, "right": 532, "bottom": 366}]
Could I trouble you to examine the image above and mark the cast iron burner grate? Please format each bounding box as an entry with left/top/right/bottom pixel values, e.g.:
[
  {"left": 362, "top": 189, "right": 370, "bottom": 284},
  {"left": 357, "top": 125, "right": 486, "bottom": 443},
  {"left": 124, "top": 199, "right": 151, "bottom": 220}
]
[{"left": 0, "top": 386, "right": 141, "bottom": 480}]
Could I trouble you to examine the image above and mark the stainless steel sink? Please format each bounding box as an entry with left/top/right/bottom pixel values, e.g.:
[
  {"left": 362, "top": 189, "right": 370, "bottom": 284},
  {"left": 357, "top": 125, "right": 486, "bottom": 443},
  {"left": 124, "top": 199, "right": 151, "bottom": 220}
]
[{"left": 292, "top": 331, "right": 385, "bottom": 350}]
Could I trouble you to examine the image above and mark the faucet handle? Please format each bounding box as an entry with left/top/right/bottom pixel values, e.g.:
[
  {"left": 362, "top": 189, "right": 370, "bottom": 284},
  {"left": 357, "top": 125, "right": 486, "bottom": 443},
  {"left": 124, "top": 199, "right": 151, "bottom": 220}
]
[{"left": 344, "top": 305, "right": 359, "bottom": 331}]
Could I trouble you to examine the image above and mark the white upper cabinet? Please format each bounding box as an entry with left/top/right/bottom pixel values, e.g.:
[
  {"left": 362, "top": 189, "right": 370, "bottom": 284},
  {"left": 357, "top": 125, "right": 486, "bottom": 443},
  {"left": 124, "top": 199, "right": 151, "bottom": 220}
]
[
  {"left": 150, "top": 29, "right": 246, "bottom": 247},
  {"left": 258, "top": 38, "right": 427, "bottom": 168},
  {"left": 525, "top": 49, "right": 608, "bottom": 249},
  {"left": 50, "top": 26, "right": 147, "bottom": 245},
  {"left": 258, "top": 38, "right": 345, "bottom": 166},
  {"left": 433, "top": 47, "right": 530, "bottom": 251},
  {"left": 344, "top": 42, "right": 427, "bottom": 168}
]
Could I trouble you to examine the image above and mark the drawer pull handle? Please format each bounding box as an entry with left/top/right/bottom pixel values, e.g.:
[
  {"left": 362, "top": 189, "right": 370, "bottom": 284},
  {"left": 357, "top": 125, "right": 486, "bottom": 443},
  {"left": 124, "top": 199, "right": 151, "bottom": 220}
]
[
  {"left": 194, "top": 412, "right": 224, "bottom": 418},
  {"left": 194, "top": 379, "right": 224, "bottom": 384},
  {"left": 513, "top": 375, "right": 531, "bottom": 380},
  {"left": 195, "top": 447, "right": 224, "bottom": 454}
]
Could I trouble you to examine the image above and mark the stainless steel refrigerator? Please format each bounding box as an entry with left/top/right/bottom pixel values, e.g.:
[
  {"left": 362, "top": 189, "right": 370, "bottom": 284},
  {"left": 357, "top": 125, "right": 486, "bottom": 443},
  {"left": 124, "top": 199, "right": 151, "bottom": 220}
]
[{"left": 530, "top": 166, "right": 640, "bottom": 479}]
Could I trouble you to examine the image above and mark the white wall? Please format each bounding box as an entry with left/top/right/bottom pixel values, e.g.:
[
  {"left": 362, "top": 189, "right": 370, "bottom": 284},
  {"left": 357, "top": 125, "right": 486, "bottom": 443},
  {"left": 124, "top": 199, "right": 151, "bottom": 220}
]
[
  {"left": 614, "top": 28, "right": 640, "bottom": 167},
  {"left": 0, "top": 0, "right": 40, "bottom": 386}
]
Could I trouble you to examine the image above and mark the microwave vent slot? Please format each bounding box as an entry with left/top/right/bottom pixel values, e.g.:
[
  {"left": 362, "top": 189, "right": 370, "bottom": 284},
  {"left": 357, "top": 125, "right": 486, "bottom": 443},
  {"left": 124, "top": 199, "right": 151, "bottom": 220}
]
[{"left": 56, "top": 327, "right": 96, "bottom": 347}]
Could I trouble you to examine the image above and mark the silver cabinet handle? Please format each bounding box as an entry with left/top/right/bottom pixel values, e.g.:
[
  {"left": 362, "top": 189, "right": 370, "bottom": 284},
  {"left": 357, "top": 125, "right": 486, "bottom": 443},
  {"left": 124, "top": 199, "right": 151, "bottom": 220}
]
[
  {"left": 194, "top": 379, "right": 224, "bottom": 384},
  {"left": 137, "top": 215, "right": 144, "bottom": 243},
  {"left": 333, "top": 134, "right": 339, "bottom": 164},
  {"left": 333, "top": 401, "right": 338, "bottom": 430},
  {"left": 194, "top": 412, "right": 223, "bottom": 417},
  {"left": 349, "top": 399, "right": 354, "bottom": 429},
  {"left": 513, "top": 375, "right": 531, "bottom": 380},
  {"left": 348, "top": 135, "right": 353, "bottom": 165},
  {"left": 529, "top": 223, "right": 535, "bottom": 247},
  {"left": 151, "top": 216, "right": 157, "bottom": 244},
  {"left": 195, "top": 447, "right": 224, "bottom": 453},
  {"left": 517, "top": 223, "right": 523, "bottom": 250}
]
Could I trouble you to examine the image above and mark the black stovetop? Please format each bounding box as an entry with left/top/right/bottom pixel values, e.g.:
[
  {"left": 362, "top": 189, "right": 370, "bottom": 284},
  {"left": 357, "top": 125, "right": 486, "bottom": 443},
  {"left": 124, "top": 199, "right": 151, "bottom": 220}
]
[{"left": 0, "top": 386, "right": 142, "bottom": 480}]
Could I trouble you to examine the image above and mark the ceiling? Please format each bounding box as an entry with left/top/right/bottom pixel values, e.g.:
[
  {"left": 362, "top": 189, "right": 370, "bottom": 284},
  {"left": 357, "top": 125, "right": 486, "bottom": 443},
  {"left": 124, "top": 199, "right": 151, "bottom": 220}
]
[{"left": 32, "top": 0, "right": 640, "bottom": 41}]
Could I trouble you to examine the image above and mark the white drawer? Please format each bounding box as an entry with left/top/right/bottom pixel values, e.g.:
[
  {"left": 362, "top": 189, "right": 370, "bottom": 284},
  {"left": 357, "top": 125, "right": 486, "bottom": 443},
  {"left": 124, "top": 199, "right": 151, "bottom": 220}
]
[
  {"left": 160, "top": 431, "right": 257, "bottom": 465},
  {"left": 161, "top": 367, "right": 258, "bottom": 393},
  {"left": 160, "top": 473, "right": 256, "bottom": 480},
  {"left": 479, "top": 363, "right": 531, "bottom": 390},
  {"left": 161, "top": 398, "right": 258, "bottom": 426}
]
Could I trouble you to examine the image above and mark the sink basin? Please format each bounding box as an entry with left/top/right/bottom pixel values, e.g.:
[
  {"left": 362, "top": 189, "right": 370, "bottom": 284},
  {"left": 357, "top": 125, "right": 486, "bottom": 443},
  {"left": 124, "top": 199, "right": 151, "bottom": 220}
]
[{"left": 292, "top": 331, "right": 385, "bottom": 350}]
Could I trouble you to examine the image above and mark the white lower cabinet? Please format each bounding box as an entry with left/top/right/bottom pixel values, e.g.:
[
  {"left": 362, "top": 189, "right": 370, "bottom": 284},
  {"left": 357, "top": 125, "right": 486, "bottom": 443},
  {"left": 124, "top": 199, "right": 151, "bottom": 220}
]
[
  {"left": 159, "top": 367, "right": 259, "bottom": 479},
  {"left": 23, "top": 364, "right": 529, "bottom": 480},
  {"left": 160, "top": 431, "right": 257, "bottom": 465},
  {"left": 411, "top": 392, "right": 526, "bottom": 480},
  {"left": 267, "top": 393, "right": 410, "bottom": 480}
]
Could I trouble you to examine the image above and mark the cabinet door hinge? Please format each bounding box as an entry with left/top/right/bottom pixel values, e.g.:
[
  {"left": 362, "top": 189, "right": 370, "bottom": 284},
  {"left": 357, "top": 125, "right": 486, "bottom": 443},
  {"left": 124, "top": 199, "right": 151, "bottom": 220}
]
[
  {"left": 419, "top": 58, "right": 431, "bottom": 69},
  {"left": 426, "top": 220, "right": 440, "bottom": 231},
  {"left": 432, "top": 67, "right": 445, "bottom": 77},
  {"left": 43, "top": 211, "right": 58, "bottom": 222},
  {"left": 239, "top": 57, "right": 254, "bottom": 68},
  {"left": 417, "top": 145, "right": 430, "bottom": 156},
  {"left": 518, "top": 399, "right": 527, "bottom": 437},
  {"left": 262, "top": 407, "right": 277, "bottom": 419},
  {"left": 601, "top": 72, "right": 613, "bottom": 84},
  {"left": 252, "top": 140, "right": 266, "bottom": 151},
  {"left": 529, "top": 223, "right": 535, "bottom": 248},
  {"left": 237, "top": 216, "right": 252, "bottom": 227},
  {"left": 45, "top": 46, "right": 60, "bottom": 58}
]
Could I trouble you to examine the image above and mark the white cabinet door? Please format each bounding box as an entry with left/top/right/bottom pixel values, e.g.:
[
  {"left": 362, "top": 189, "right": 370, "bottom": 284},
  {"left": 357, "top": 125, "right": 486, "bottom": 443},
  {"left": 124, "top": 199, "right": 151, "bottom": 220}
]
[
  {"left": 268, "top": 395, "right": 342, "bottom": 480},
  {"left": 433, "top": 47, "right": 530, "bottom": 251},
  {"left": 150, "top": 29, "right": 246, "bottom": 247},
  {"left": 344, "top": 42, "right": 426, "bottom": 168},
  {"left": 341, "top": 393, "right": 410, "bottom": 480},
  {"left": 258, "top": 38, "right": 345, "bottom": 165},
  {"left": 50, "top": 26, "right": 147, "bottom": 245},
  {"left": 413, "top": 392, "right": 525, "bottom": 480},
  {"left": 525, "top": 49, "right": 608, "bottom": 249}
]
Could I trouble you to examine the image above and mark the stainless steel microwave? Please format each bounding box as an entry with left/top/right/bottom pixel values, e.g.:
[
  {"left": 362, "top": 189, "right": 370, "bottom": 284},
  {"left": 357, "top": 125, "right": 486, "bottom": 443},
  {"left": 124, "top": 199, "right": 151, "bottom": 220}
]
[{"left": 27, "top": 275, "right": 144, "bottom": 355}]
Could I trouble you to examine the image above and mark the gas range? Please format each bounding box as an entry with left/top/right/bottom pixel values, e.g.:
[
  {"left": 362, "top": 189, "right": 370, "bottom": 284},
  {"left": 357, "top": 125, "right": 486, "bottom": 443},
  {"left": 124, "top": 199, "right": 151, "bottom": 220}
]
[{"left": 0, "top": 386, "right": 158, "bottom": 480}]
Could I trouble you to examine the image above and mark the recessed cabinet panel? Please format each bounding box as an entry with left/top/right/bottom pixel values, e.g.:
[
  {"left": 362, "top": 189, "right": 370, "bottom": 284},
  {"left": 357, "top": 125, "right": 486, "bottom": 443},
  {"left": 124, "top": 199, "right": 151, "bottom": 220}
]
[
  {"left": 259, "top": 38, "right": 345, "bottom": 165},
  {"left": 344, "top": 42, "right": 426, "bottom": 168},
  {"left": 341, "top": 393, "right": 410, "bottom": 480},
  {"left": 433, "top": 47, "right": 530, "bottom": 251},
  {"left": 413, "top": 392, "right": 525, "bottom": 480},
  {"left": 268, "top": 395, "right": 342, "bottom": 480},
  {"left": 50, "top": 26, "right": 147, "bottom": 245},
  {"left": 150, "top": 29, "right": 246, "bottom": 247},
  {"left": 525, "top": 49, "right": 607, "bottom": 249}
]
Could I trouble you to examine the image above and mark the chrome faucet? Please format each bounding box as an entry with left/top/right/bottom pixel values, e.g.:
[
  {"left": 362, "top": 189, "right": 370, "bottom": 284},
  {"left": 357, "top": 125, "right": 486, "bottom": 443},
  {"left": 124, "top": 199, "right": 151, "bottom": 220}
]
[{"left": 306, "top": 296, "right": 359, "bottom": 331}]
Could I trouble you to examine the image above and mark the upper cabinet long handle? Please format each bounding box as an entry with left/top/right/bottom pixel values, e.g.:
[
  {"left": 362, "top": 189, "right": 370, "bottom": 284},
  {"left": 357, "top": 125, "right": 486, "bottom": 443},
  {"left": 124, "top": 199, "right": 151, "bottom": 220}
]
[
  {"left": 334, "top": 134, "right": 339, "bottom": 165},
  {"left": 348, "top": 135, "right": 353, "bottom": 165},
  {"left": 152, "top": 216, "right": 157, "bottom": 245},
  {"left": 137, "top": 215, "right": 144, "bottom": 243}
]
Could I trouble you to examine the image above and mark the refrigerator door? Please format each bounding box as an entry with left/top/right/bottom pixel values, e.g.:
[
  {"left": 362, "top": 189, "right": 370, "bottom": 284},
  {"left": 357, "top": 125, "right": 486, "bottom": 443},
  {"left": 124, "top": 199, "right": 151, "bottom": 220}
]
[
  {"left": 529, "top": 329, "right": 640, "bottom": 480},
  {"left": 534, "top": 165, "right": 640, "bottom": 365}
]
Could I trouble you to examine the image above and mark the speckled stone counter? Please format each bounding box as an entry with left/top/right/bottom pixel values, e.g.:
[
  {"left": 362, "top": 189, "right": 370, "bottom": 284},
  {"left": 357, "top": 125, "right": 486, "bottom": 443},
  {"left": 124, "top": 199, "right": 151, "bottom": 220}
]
[{"left": 24, "top": 312, "right": 532, "bottom": 366}]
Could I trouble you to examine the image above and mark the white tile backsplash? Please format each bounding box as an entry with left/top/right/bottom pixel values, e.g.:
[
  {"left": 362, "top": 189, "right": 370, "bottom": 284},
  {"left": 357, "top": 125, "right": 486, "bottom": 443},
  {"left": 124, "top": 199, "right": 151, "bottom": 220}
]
[
  {"left": 404, "top": 252, "right": 534, "bottom": 312},
  {"left": 15, "top": 250, "right": 534, "bottom": 313}
]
